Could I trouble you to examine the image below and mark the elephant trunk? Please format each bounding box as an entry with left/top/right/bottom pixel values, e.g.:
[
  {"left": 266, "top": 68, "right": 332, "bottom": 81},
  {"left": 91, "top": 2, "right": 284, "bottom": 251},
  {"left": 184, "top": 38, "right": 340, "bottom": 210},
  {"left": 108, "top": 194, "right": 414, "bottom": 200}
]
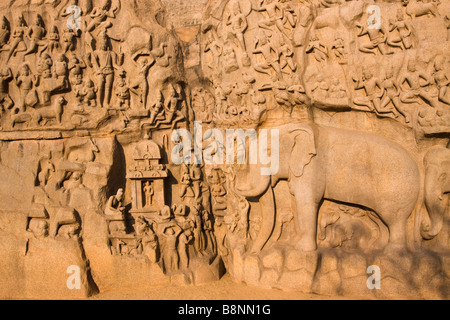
[
  {"left": 235, "top": 165, "right": 271, "bottom": 198},
  {"left": 421, "top": 164, "right": 449, "bottom": 240}
]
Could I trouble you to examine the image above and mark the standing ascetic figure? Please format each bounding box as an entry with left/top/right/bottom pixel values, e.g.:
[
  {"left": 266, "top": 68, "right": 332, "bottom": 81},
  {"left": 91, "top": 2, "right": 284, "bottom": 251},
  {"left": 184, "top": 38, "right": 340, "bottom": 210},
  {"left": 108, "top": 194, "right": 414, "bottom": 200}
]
[{"left": 91, "top": 30, "right": 124, "bottom": 108}]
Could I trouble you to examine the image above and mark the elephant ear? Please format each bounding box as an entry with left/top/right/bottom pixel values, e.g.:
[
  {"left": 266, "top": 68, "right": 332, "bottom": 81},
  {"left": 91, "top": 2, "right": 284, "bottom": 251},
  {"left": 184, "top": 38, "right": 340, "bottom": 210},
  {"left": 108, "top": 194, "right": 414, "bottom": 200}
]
[{"left": 289, "top": 127, "right": 317, "bottom": 178}]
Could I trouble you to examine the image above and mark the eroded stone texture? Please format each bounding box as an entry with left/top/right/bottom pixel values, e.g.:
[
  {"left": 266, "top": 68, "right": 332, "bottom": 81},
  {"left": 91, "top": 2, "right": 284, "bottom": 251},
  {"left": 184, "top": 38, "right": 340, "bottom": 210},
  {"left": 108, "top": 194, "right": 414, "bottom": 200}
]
[{"left": 0, "top": 0, "right": 449, "bottom": 299}]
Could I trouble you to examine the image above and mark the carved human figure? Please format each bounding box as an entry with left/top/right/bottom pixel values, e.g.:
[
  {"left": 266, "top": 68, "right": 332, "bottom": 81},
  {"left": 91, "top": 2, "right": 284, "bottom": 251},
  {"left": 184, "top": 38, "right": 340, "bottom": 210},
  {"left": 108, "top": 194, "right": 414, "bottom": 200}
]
[
  {"left": 143, "top": 181, "right": 154, "bottom": 207},
  {"left": 357, "top": 15, "right": 392, "bottom": 55},
  {"left": 222, "top": 44, "right": 239, "bottom": 73},
  {"left": 0, "top": 67, "right": 14, "bottom": 112},
  {"left": 203, "top": 32, "right": 223, "bottom": 69},
  {"left": 0, "top": 16, "right": 10, "bottom": 51},
  {"left": 255, "top": 0, "right": 291, "bottom": 39},
  {"left": 80, "top": 79, "right": 97, "bottom": 107},
  {"left": 192, "top": 203, "right": 206, "bottom": 254},
  {"left": 306, "top": 34, "right": 328, "bottom": 63},
  {"left": 279, "top": 40, "right": 297, "bottom": 73},
  {"left": 252, "top": 32, "right": 282, "bottom": 79},
  {"left": 115, "top": 70, "right": 130, "bottom": 109},
  {"left": 190, "top": 164, "right": 203, "bottom": 201},
  {"left": 86, "top": 0, "right": 118, "bottom": 33},
  {"left": 105, "top": 188, "right": 126, "bottom": 216},
  {"left": 352, "top": 66, "right": 397, "bottom": 119},
  {"left": 381, "top": 65, "right": 410, "bottom": 123},
  {"left": 329, "top": 77, "right": 347, "bottom": 99},
  {"left": 61, "top": 27, "right": 78, "bottom": 53},
  {"left": 202, "top": 210, "right": 216, "bottom": 253},
  {"left": 179, "top": 164, "right": 192, "bottom": 200},
  {"left": 40, "top": 25, "right": 60, "bottom": 54},
  {"left": 432, "top": 56, "right": 450, "bottom": 106},
  {"left": 146, "top": 90, "right": 165, "bottom": 125},
  {"left": 92, "top": 30, "right": 124, "bottom": 108},
  {"left": 311, "top": 73, "right": 329, "bottom": 101},
  {"left": 37, "top": 53, "right": 53, "bottom": 77},
  {"left": 68, "top": 55, "right": 87, "bottom": 86},
  {"left": 6, "top": 15, "right": 28, "bottom": 62},
  {"left": 331, "top": 32, "right": 346, "bottom": 64},
  {"left": 225, "top": 0, "right": 250, "bottom": 65},
  {"left": 15, "top": 64, "right": 39, "bottom": 113},
  {"left": 178, "top": 230, "right": 193, "bottom": 270},
  {"left": 155, "top": 85, "right": 185, "bottom": 129},
  {"left": 161, "top": 226, "right": 181, "bottom": 272},
  {"left": 24, "top": 14, "right": 47, "bottom": 57},
  {"left": 130, "top": 57, "right": 154, "bottom": 109},
  {"left": 399, "top": 58, "right": 439, "bottom": 108},
  {"left": 53, "top": 54, "right": 69, "bottom": 91},
  {"left": 388, "top": 9, "right": 413, "bottom": 51}
]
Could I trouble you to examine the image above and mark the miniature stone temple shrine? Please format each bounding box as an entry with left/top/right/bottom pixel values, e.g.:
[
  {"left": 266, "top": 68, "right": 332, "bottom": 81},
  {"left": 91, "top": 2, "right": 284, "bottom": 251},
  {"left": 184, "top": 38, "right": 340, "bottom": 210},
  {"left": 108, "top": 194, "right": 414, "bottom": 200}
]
[{"left": 128, "top": 135, "right": 168, "bottom": 215}]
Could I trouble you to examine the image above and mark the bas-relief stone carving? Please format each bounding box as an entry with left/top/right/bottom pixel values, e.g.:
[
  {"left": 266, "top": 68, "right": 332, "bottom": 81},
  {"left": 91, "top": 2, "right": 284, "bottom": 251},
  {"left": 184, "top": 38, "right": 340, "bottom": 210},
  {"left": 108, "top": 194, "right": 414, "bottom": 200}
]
[{"left": 0, "top": 0, "right": 448, "bottom": 299}]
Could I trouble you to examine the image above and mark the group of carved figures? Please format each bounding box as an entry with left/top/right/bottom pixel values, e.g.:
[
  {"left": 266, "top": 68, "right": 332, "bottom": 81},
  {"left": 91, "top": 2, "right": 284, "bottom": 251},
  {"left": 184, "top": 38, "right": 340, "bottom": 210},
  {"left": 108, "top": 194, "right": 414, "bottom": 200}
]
[
  {"left": 200, "top": 0, "right": 450, "bottom": 128},
  {"left": 0, "top": 0, "right": 186, "bottom": 130},
  {"left": 105, "top": 182, "right": 216, "bottom": 274}
]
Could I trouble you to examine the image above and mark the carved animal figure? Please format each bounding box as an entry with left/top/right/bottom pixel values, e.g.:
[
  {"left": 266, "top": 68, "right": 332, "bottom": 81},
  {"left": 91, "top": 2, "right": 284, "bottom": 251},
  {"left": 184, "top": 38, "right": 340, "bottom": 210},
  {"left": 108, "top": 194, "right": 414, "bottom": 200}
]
[
  {"left": 402, "top": 0, "right": 440, "bottom": 18},
  {"left": 33, "top": 96, "right": 67, "bottom": 126},
  {"left": 421, "top": 146, "right": 450, "bottom": 240},
  {"left": 233, "top": 122, "right": 421, "bottom": 252}
]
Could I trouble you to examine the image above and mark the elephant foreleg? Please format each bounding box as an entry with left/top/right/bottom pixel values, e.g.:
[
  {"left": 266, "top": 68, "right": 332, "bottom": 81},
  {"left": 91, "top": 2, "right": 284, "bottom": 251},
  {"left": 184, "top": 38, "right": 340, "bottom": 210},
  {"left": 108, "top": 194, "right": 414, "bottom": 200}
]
[
  {"left": 249, "top": 187, "right": 275, "bottom": 254},
  {"left": 294, "top": 189, "right": 322, "bottom": 252}
]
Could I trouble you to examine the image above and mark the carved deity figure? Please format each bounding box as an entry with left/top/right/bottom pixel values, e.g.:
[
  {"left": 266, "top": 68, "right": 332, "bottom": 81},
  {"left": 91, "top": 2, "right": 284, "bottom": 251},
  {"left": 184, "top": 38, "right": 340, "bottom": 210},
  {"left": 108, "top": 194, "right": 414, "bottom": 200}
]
[
  {"left": 252, "top": 32, "right": 282, "bottom": 79},
  {"left": 143, "top": 181, "right": 154, "bottom": 207},
  {"left": 306, "top": 34, "right": 328, "bottom": 63},
  {"left": 41, "top": 25, "right": 60, "bottom": 54},
  {"left": 204, "top": 32, "right": 223, "bottom": 70},
  {"left": 225, "top": 0, "right": 250, "bottom": 65},
  {"left": 92, "top": 30, "right": 124, "bottom": 108},
  {"left": 380, "top": 65, "right": 410, "bottom": 123},
  {"left": 255, "top": 0, "right": 291, "bottom": 39},
  {"left": 357, "top": 15, "right": 393, "bottom": 55},
  {"left": 6, "top": 15, "right": 28, "bottom": 62},
  {"left": 86, "top": 0, "right": 118, "bottom": 33},
  {"left": 352, "top": 66, "right": 397, "bottom": 119},
  {"left": 432, "top": 56, "right": 450, "bottom": 106},
  {"left": 399, "top": 58, "right": 439, "bottom": 109},
  {"left": 388, "top": 9, "right": 413, "bottom": 51},
  {"left": 24, "top": 14, "right": 47, "bottom": 57},
  {"left": 155, "top": 85, "right": 185, "bottom": 129}
]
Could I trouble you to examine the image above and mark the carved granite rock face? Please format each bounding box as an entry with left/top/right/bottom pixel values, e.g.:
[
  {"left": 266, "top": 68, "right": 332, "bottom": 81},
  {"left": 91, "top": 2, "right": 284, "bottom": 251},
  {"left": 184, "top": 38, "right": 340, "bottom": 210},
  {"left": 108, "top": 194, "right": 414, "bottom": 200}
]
[{"left": 0, "top": 0, "right": 449, "bottom": 299}]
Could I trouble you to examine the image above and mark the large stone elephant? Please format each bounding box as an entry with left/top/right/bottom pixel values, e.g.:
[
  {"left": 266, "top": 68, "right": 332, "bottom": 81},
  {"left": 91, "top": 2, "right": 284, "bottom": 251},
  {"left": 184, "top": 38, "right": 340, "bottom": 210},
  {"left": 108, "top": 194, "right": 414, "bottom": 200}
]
[
  {"left": 234, "top": 122, "right": 421, "bottom": 252},
  {"left": 421, "top": 146, "right": 450, "bottom": 240}
]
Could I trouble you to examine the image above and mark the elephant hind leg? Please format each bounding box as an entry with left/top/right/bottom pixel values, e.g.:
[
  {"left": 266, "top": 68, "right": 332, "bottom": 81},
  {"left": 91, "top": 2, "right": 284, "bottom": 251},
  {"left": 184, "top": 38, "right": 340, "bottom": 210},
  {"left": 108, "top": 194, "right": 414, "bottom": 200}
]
[{"left": 384, "top": 215, "right": 408, "bottom": 250}]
